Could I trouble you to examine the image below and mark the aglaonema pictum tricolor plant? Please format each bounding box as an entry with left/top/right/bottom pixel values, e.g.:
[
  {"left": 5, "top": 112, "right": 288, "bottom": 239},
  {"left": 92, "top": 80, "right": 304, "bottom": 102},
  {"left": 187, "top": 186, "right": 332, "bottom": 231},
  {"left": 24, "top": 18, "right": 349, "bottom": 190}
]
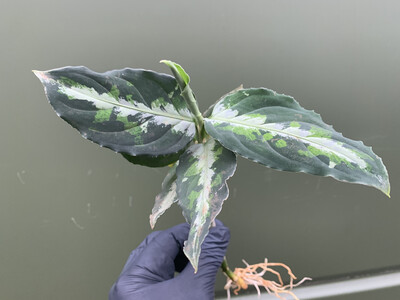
[{"left": 34, "top": 60, "right": 390, "bottom": 298}]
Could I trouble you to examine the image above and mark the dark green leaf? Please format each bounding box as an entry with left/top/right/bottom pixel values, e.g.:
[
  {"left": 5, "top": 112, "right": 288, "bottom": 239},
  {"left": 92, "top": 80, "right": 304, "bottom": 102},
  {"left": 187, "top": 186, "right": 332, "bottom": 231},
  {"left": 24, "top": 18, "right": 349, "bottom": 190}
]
[
  {"left": 204, "top": 88, "right": 390, "bottom": 196},
  {"left": 34, "top": 67, "right": 196, "bottom": 167},
  {"left": 122, "top": 150, "right": 183, "bottom": 168}
]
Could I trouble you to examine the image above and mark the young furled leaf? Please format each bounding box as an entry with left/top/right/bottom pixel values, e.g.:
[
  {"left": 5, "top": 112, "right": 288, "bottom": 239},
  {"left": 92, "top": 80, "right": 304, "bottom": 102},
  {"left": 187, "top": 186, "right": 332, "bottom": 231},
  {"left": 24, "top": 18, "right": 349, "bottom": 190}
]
[
  {"left": 160, "top": 60, "right": 205, "bottom": 142},
  {"left": 176, "top": 138, "right": 237, "bottom": 272},
  {"left": 160, "top": 60, "right": 190, "bottom": 88},
  {"left": 34, "top": 67, "right": 196, "bottom": 167},
  {"left": 204, "top": 88, "right": 390, "bottom": 197}
]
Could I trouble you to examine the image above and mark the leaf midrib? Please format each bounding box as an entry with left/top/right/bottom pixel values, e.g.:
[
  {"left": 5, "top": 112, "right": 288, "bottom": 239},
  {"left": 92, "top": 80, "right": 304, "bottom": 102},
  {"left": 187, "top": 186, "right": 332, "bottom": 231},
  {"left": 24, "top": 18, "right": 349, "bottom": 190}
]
[
  {"left": 199, "top": 143, "right": 214, "bottom": 203},
  {"left": 58, "top": 79, "right": 194, "bottom": 122}
]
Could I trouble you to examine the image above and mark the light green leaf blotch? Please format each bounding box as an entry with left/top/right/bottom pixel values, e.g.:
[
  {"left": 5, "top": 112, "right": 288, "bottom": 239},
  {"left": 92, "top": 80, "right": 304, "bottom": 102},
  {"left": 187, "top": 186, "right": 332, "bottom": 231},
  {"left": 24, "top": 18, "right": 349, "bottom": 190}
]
[
  {"left": 152, "top": 97, "right": 169, "bottom": 109},
  {"left": 184, "top": 162, "right": 199, "bottom": 177},
  {"left": 263, "top": 132, "right": 273, "bottom": 141},
  {"left": 298, "top": 149, "right": 314, "bottom": 158},
  {"left": 213, "top": 145, "right": 223, "bottom": 159},
  {"left": 309, "top": 126, "right": 331, "bottom": 138},
  {"left": 126, "top": 126, "right": 143, "bottom": 143},
  {"left": 94, "top": 109, "right": 113, "bottom": 123},
  {"left": 108, "top": 85, "right": 120, "bottom": 100},
  {"left": 275, "top": 139, "right": 287, "bottom": 148},
  {"left": 211, "top": 174, "right": 222, "bottom": 188},
  {"left": 116, "top": 115, "right": 130, "bottom": 126},
  {"left": 58, "top": 76, "right": 85, "bottom": 88},
  {"left": 126, "top": 94, "right": 134, "bottom": 103},
  {"left": 188, "top": 190, "right": 200, "bottom": 208},
  {"left": 307, "top": 145, "right": 354, "bottom": 168},
  {"left": 247, "top": 113, "right": 266, "bottom": 119},
  {"left": 219, "top": 125, "right": 260, "bottom": 141}
]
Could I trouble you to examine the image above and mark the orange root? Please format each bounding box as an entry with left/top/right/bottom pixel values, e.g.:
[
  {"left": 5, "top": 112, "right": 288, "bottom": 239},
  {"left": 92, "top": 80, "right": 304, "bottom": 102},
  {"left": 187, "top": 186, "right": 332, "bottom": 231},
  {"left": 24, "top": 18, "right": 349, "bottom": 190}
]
[{"left": 224, "top": 258, "right": 311, "bottom": 299}]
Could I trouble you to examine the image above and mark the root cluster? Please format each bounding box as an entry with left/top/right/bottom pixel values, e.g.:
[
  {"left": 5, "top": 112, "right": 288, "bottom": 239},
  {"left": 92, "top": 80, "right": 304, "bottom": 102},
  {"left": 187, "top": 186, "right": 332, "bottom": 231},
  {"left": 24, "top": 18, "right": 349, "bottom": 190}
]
[{"left": 224, "top": 259, "right": 311, "bottom": 299}]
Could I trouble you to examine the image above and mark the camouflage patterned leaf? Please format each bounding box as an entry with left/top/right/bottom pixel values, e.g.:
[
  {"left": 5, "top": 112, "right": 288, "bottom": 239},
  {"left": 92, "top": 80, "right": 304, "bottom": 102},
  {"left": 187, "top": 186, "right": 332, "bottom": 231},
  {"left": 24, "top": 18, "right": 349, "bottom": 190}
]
[
  {"left": 150, "top": 163, "right": 179, "bottom": 229},
  {"left": 34, "top": 67, "right": 196, "bottom": 167},
  {"left": 176, "top": 138, "right": 237, "bottom": 272},
  {"left": 204, "top": 88, "right": 390, "bottom": 196}
]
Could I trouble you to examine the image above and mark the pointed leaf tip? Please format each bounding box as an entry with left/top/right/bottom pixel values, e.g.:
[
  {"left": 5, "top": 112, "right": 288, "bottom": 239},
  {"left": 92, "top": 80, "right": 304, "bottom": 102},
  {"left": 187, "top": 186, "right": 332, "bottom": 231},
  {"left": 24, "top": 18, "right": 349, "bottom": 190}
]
[
  {"left": 33, "top": 70, "right": 50, "bottom": 83},
  {"left": 384, "top": 185, "right": 391, "bottom": 198},
  {"left": 184, "top": 245, "right": 198, "bottom": 273},
  {"left": 32, "top": 70, "right": 42, "bottom": 77},
  {"left": 149, "top": 163, "right": 179, "bottom": 229},
  {"left": 149, "top": 216, "right": 155, "bottom": 229}
]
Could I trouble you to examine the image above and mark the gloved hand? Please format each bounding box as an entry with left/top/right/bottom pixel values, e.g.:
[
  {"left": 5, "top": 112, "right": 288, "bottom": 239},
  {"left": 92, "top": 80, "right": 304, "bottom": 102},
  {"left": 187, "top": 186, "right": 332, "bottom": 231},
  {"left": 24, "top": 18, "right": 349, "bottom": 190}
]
[{"left": 109, "top": 220, "right": 230, "bottom": 300}]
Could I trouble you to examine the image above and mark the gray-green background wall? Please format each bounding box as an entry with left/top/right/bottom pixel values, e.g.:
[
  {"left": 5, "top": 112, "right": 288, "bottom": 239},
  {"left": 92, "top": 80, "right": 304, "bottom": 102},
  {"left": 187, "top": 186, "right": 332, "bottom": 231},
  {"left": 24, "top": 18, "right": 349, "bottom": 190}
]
[{"left": 1, "top": 1, "right": 399, "bottom": 299}]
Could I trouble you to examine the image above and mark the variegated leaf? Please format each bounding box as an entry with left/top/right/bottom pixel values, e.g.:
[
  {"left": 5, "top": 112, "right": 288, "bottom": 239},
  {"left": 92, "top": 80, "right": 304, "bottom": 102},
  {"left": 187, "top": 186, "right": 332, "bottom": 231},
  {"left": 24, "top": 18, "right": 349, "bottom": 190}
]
[
  {"left": 204, "top": 88, "right": 390, "bottom": 196},
  {"left": 34, "top": 67, "right": 196, "bottom": 167},
  {"left": 150, "top": 162, "right": 179, "bottom": 229},
  {"left": 176, "top": 138, "right": 237, "bottom": 272}
]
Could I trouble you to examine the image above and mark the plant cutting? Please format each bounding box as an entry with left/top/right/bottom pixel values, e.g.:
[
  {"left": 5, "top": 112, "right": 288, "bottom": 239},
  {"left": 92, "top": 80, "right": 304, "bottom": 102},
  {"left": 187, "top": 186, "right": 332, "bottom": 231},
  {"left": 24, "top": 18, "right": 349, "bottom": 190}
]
[{"left": 34, "top": 60, "right": 390, "bottom": 299}]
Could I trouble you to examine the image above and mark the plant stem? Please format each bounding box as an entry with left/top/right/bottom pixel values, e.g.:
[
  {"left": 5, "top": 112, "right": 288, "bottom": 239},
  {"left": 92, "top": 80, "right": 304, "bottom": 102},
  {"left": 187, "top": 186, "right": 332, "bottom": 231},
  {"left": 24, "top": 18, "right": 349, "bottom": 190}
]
[
  {"left": 221, "top": 256, "right": 248, "bottom": 290},
  {"left": 180, "top": 85, "right": 205, "bottom": 141},
  {"left": 221, "top": 257, "right": 236, "bottom": 281}
]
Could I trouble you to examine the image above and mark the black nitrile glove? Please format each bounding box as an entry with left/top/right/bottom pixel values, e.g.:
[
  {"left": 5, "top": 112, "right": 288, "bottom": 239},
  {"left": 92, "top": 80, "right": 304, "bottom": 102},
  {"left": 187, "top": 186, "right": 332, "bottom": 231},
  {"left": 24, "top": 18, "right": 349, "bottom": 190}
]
[{"left": 109, "top": 220, "right": 230, "bottom": 300}]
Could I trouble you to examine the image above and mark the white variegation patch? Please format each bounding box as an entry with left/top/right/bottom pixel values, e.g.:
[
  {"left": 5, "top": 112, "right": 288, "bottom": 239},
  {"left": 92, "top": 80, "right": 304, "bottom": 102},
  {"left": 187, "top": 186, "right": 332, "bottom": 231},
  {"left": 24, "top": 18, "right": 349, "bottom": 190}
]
[
  {"left": 150, "top": 180, "right": 177, "bottom": 229},
  {"left": 171, "top": 121, "right": 196, "bottom": 136},
  {"left": 59, "top": 83, "right": 192, "bottom": 120},
  {"left": 190, "top": 139, "right": 216, "bottom": 184},
  {"left": 187, "top": 139, "right": 217, "bottom": 227},
  {"left": 212, "top": 101, "right": 233, "bottom": 116},
  {"left": 139, "top": 122, "right": 149, "bottom": 133},
  {"left": 150, "top": 163, "right": 179, "bottom": 229},
  {"left": 231, "top": 114, "right": 267, "bottom": 125},
  {"left": 213, "top": 109, "right": 265, "bottom": 127},
  {"left": 58, "top": 84, "right": 118, "bottom": 107},
  {"left": 329, "top": 161, "right": 337, "bottom": 168}
]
